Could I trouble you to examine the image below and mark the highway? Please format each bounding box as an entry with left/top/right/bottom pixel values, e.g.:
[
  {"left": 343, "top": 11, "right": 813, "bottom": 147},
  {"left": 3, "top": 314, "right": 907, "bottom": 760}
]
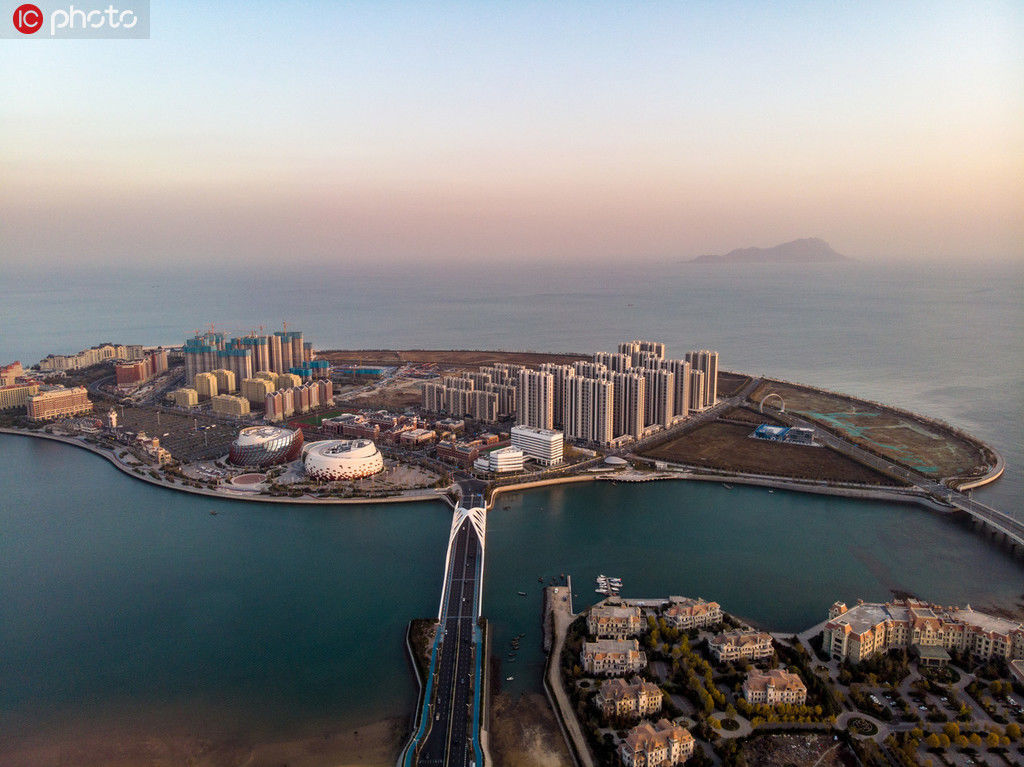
[{"left": 405, "top": 495, "right": 486, "bottom": 767}]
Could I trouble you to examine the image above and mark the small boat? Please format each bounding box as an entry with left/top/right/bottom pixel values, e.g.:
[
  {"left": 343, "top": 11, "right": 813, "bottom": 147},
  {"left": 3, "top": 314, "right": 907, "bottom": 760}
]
[
  {"left": 209, "top": 510, "right": 218, "bottom": 515},
  {"left": 517, "top": 591, "right": 527, "bottom": 596},
  {"left": 506, "top": 676, "right": 514, "bottom": 681},
  {"left": 537, "top": 576, "right": 544, "bottom": 583},
  {"left": 768, "top": 489, "right": 775, "bottom": 494},
  {"left": 722, "top": 483, "right": 734, "bottom": 489}
]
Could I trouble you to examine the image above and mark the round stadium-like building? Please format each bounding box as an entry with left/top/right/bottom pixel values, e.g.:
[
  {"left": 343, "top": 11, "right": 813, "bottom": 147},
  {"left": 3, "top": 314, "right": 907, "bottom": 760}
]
[
  {"left": 228, "top": 426, "right": 303, "bottom": 468},
  {"left": 303, "top": 439, "right": 384, "bottom": 481}
]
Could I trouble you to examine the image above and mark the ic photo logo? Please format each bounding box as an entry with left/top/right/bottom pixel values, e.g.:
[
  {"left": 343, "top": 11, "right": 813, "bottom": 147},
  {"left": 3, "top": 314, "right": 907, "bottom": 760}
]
[
  {"left": 6, "top": 1, "right": 149, "bottom": 38},
  {"left": 13, "top": 3, "right": 42, "bottom": 33}
]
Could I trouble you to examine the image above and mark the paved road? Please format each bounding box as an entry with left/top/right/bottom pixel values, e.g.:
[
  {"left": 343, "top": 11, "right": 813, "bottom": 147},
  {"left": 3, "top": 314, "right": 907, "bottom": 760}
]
[{"left": 415, "top": 512, "right": 483, "bottom": 767}]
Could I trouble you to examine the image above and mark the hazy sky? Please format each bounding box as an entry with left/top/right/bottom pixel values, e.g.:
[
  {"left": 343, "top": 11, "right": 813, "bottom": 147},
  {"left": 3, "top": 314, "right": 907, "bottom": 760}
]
[{"left": 2, "top": 1, "right": 1022, "bottom": 267}]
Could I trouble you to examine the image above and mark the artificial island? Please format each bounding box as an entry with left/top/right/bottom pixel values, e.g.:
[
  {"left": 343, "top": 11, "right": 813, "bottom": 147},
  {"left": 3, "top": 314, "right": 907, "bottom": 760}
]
[{"left": 1, "top": 331, "right": 1021, "bottom": 767}]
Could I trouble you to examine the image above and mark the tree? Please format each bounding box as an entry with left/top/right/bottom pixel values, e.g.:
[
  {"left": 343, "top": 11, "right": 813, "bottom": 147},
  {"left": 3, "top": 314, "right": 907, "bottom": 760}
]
[
  {"left": 1006, "top": 723, "right": 1021, "bottom": 739},
  {"left": 969, "top": 733, "right": 983, "bottom": 747},
  {"left": 986, "top": 731, "right": 1000, "bottom": 748},
  {"left": 943, "top": 722, "right": 960, "bottom": 739},
  {"left": 925, "top": 733, "right": 941, "bottom": 749}
]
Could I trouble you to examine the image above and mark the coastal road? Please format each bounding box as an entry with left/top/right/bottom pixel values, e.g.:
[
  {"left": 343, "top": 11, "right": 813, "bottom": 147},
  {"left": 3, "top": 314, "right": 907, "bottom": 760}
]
[{"left": 412, "top": 505, "right": 484, "bottom": 767}]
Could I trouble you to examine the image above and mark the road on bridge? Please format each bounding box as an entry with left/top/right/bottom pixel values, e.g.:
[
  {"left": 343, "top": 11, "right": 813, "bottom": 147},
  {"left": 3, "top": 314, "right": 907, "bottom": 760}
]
[{"left": 412, "top": 505, "right": 484, "bottom": 767}]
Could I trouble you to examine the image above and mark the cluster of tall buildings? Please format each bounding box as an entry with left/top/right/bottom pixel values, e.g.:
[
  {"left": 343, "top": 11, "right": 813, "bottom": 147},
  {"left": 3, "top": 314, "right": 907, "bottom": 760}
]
[
  {"left": 421, "top": 340, "right": 719, "bottom": 447},
  {"left": 114, "top": 348, "right": 169, "bottom": 388},
  {"left": 172, "top": 367, "right": 333, "bottom": 421},
  {"left": 264, "top": 379, "right": 334, "bottom": 421},
  {"left": 182, "top": 328, "right": 316, "bottom": 387},
  {"left": 38, "top": 343, "right": 146, "bottom": 372}
]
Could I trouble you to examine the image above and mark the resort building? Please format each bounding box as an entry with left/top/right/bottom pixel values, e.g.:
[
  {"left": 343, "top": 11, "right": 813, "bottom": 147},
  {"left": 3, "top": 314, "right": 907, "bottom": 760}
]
[
  {"left": 517, "top": 369, "right": 555, "bottom": 429},
  {"left": 511, "top": 424, "right": 564, "bottom": 465},
  {"left": 26, "top": 386, "right": 92, "bottom": 421},
  {"left": 0, "top": 382, "right": 39, "bottom": 411},
  {"left": 822, "top": 599, "right": 1024, "bottom": 664},
  {"left": 171, "top": 388, "right": 199, "bottom": 408},
  {"left": 595, "top": 676, "right": 663, "bottom": 720},
  {"left": 473, "top": 446, "right": 525, "bottom": 474},
  {"left": 619, "top": 719, "right": 694, "bottom": 767},
  {"left": 581, "top": 638, "right": 647, "bottom": 675},
  {"left": 38, "top": 343, "right": 144, "bottom": 372},
  {"left": 663, "top": 597, "right": 723, "bottom": 631},
  {"left": 742, "top": 668, "right": 807, "bottom": 706},
  {"left": 588, "top": 602, "right": 645, "bottom": 639},
  {"left": 709, "top": 630, "right": 773, "bottom": 663},
  {"left": 211, "top": 394, "right": 250, "bottom": 417},
  {"left": 1, "top": 361, "right": 24, "bottom": 386}
]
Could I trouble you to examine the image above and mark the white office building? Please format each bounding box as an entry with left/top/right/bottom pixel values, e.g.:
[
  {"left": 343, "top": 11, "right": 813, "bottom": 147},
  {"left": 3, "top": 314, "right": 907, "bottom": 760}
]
[
  {"left": 474, "top": 446, "right": 525, "bottom": 473},
  {"left": 511, "top": 424, "right": 564, "bottom": 465}
]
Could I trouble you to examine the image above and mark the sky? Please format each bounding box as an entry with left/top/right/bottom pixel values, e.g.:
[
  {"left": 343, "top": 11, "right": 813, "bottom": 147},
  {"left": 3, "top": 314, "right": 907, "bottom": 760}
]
[{"left": 1, "top": 0, "right": 1022, "bottom": 268}]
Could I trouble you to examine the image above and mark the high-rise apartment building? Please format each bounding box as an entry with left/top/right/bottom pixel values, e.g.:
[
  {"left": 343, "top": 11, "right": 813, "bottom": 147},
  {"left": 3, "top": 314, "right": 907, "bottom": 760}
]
[
  {"left": 539, "top": 363, "right": 575, "bottom": 428},
  {"left": 642, "top": 368, "right": 676, "bottom": 428},
  {"left": 685, "top": 350, "right": 718, "bottom": 407},
  {"left": 663, "top": 359, "right": 691, "bottom": 419},
  {"left": 689, "top": 369, "right": 706, "bottom": 411},
  {"left": 241, "top": 377, "right": 275, "bottom": 407},
  {"left": 619, "top": 339, "right": 665, "bottom": 365},
  {"left": 194, "top": 372, "right": 218, "bottom": 400},
  {"left": 212, "top": 368, "right": 237, "bottom": 393},
  {"left": 593, "top": 352, "right": 632, "bottom": 373},
  {"left": 172, "top": 388, "right": 199, "bottom": 408},
  {"left": 564, "top": 375, "right": 615, "bottom": 445},
  {"left": 0, "top": 382, "right": 39, "bottom": 411},
  {"left": 611, "top": 372, "right": 646, "bottom": 439},
  {"left": 516, "top": 369, "right": 555, "bottom": 429},
  {"left": 211, "top": 394, "right": 250, "bottom": 417}
]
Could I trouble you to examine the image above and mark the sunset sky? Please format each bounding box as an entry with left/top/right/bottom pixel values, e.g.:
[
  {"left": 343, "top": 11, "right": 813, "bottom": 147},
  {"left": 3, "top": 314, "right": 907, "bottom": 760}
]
[{"left": 2, "top": 0, "right": 1022, "bottom": 267}]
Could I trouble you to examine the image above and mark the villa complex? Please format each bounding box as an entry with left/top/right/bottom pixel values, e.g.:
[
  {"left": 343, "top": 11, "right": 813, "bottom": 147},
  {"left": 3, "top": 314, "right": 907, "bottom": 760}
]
[
  {"left": 709, "top": 630, "right": 774, "bottom": 664},
  {"left": 619, "top": 719, "right": 695, "bottom": 767},
  {"left": 741, "top": 668, "right": 807, "bottom": 706},
  {"left": 588, "top": 602, "right": 645, "bottom": 639},
  {"left": 663, "top": 596, "right": 723, "bottom": 631},
  {"left": 596, "top": 676, "right": 663, "bottom": 720},
  {"left": 823, "top": 599, "right": 1024, "bottom": 664},
  {"left": 581, "top": 638, "right": 648, "bottom": 676}
]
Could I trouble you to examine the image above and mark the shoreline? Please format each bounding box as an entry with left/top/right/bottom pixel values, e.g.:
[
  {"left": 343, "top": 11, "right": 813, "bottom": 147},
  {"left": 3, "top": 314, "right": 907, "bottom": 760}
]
[
  {"left": 0, "top": 427, "right": 996, "bottom": 522},
  {"left": 0, "top": 427, "right": 452, "bottom": 507}
]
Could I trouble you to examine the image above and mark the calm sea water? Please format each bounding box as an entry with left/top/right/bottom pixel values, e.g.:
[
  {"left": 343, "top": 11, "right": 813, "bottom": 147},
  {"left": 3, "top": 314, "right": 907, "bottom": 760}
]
[{"left": 0, "top": 261, "right": 1021, "bottom": 744}]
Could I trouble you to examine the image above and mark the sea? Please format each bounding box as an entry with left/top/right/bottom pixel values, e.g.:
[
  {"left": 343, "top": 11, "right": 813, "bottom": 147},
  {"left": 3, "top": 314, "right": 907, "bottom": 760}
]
[{"left": 1, "top": 260, "right": 1022, "bottom": 750}]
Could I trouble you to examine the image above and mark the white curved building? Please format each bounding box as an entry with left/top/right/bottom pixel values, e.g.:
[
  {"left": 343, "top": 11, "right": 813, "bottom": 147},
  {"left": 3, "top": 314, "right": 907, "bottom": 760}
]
[{"left": 303, "top": 439, "right": 384, "bottom": 481}]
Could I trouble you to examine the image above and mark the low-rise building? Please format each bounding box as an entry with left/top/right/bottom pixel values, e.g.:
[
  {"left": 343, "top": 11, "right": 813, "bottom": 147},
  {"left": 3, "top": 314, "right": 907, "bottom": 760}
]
[
  {"left": 172, "top": 388, "right": 199, "bottom": 408},
  {"left": 709, "top": 630, "right": 773, "bottom": 664},
  {"left": 436, "top": 440, "right": 481, "bottom": 468},
  {"left": 473, "top": 446, "right": 524, "bottom": 474},
  {"left": 26, "top": 386, "right": 92, "bottom": 421},
  {"left": 212, "top": 394, "right": 250, "bottom": 417},
  {"left": 581, "top": 638, "right": 647, "bottom": 676},
  {"left": 822, "top": 598, "right": 1024, "bottom": 663},
  {"left": 742, "top": 668, "right": 807, "bottom": 706},
  {"left": 619, "top": 719, "right": 694, "bottom": 767},
  {"left": 588, "top": 601, "right": 645, "bottom": 639},
  {"left": 0, "top": 382, "right": 39, "bottom": 411},
  {"left": 595, "top": 676, "right": 662, "bottom": 720},
  {"left": 399, "top": 428, "right": 437, "bottom": 446},
  {"left": 510, "top": 424, "right": 564, "bottom": 465},
  {"left": 663, "top": 596, "right": 723, "bottom": 631}
]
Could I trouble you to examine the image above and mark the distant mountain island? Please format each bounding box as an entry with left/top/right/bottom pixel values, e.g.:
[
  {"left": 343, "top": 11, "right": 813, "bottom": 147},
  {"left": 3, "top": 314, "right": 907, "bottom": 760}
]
[{"left": 690, "top": 237, "right": 850, "bottom": 264}]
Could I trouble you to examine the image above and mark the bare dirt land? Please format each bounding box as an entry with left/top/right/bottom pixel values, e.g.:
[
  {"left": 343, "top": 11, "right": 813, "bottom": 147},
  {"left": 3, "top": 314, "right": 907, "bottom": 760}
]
[
  {"left": 717, "top": 371, "right": 752, "bottom": 398},
  {"left": 642, "top": 420, "right": 904, "bottom": 485},
  {"left": 751, "top": 381, "right": 995, "bottom": 481},
  {"left": 320, "top": 349, "right": 588, "bottom": 370},
  {"left": 740, "top": 732, "right": 858, "bottom": 767},
  {"left": 4, "top": 712, "right": 406, "bottom": 767},
  {"left": 488, "top": 692, "right": 572, "bottom": 767}
]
